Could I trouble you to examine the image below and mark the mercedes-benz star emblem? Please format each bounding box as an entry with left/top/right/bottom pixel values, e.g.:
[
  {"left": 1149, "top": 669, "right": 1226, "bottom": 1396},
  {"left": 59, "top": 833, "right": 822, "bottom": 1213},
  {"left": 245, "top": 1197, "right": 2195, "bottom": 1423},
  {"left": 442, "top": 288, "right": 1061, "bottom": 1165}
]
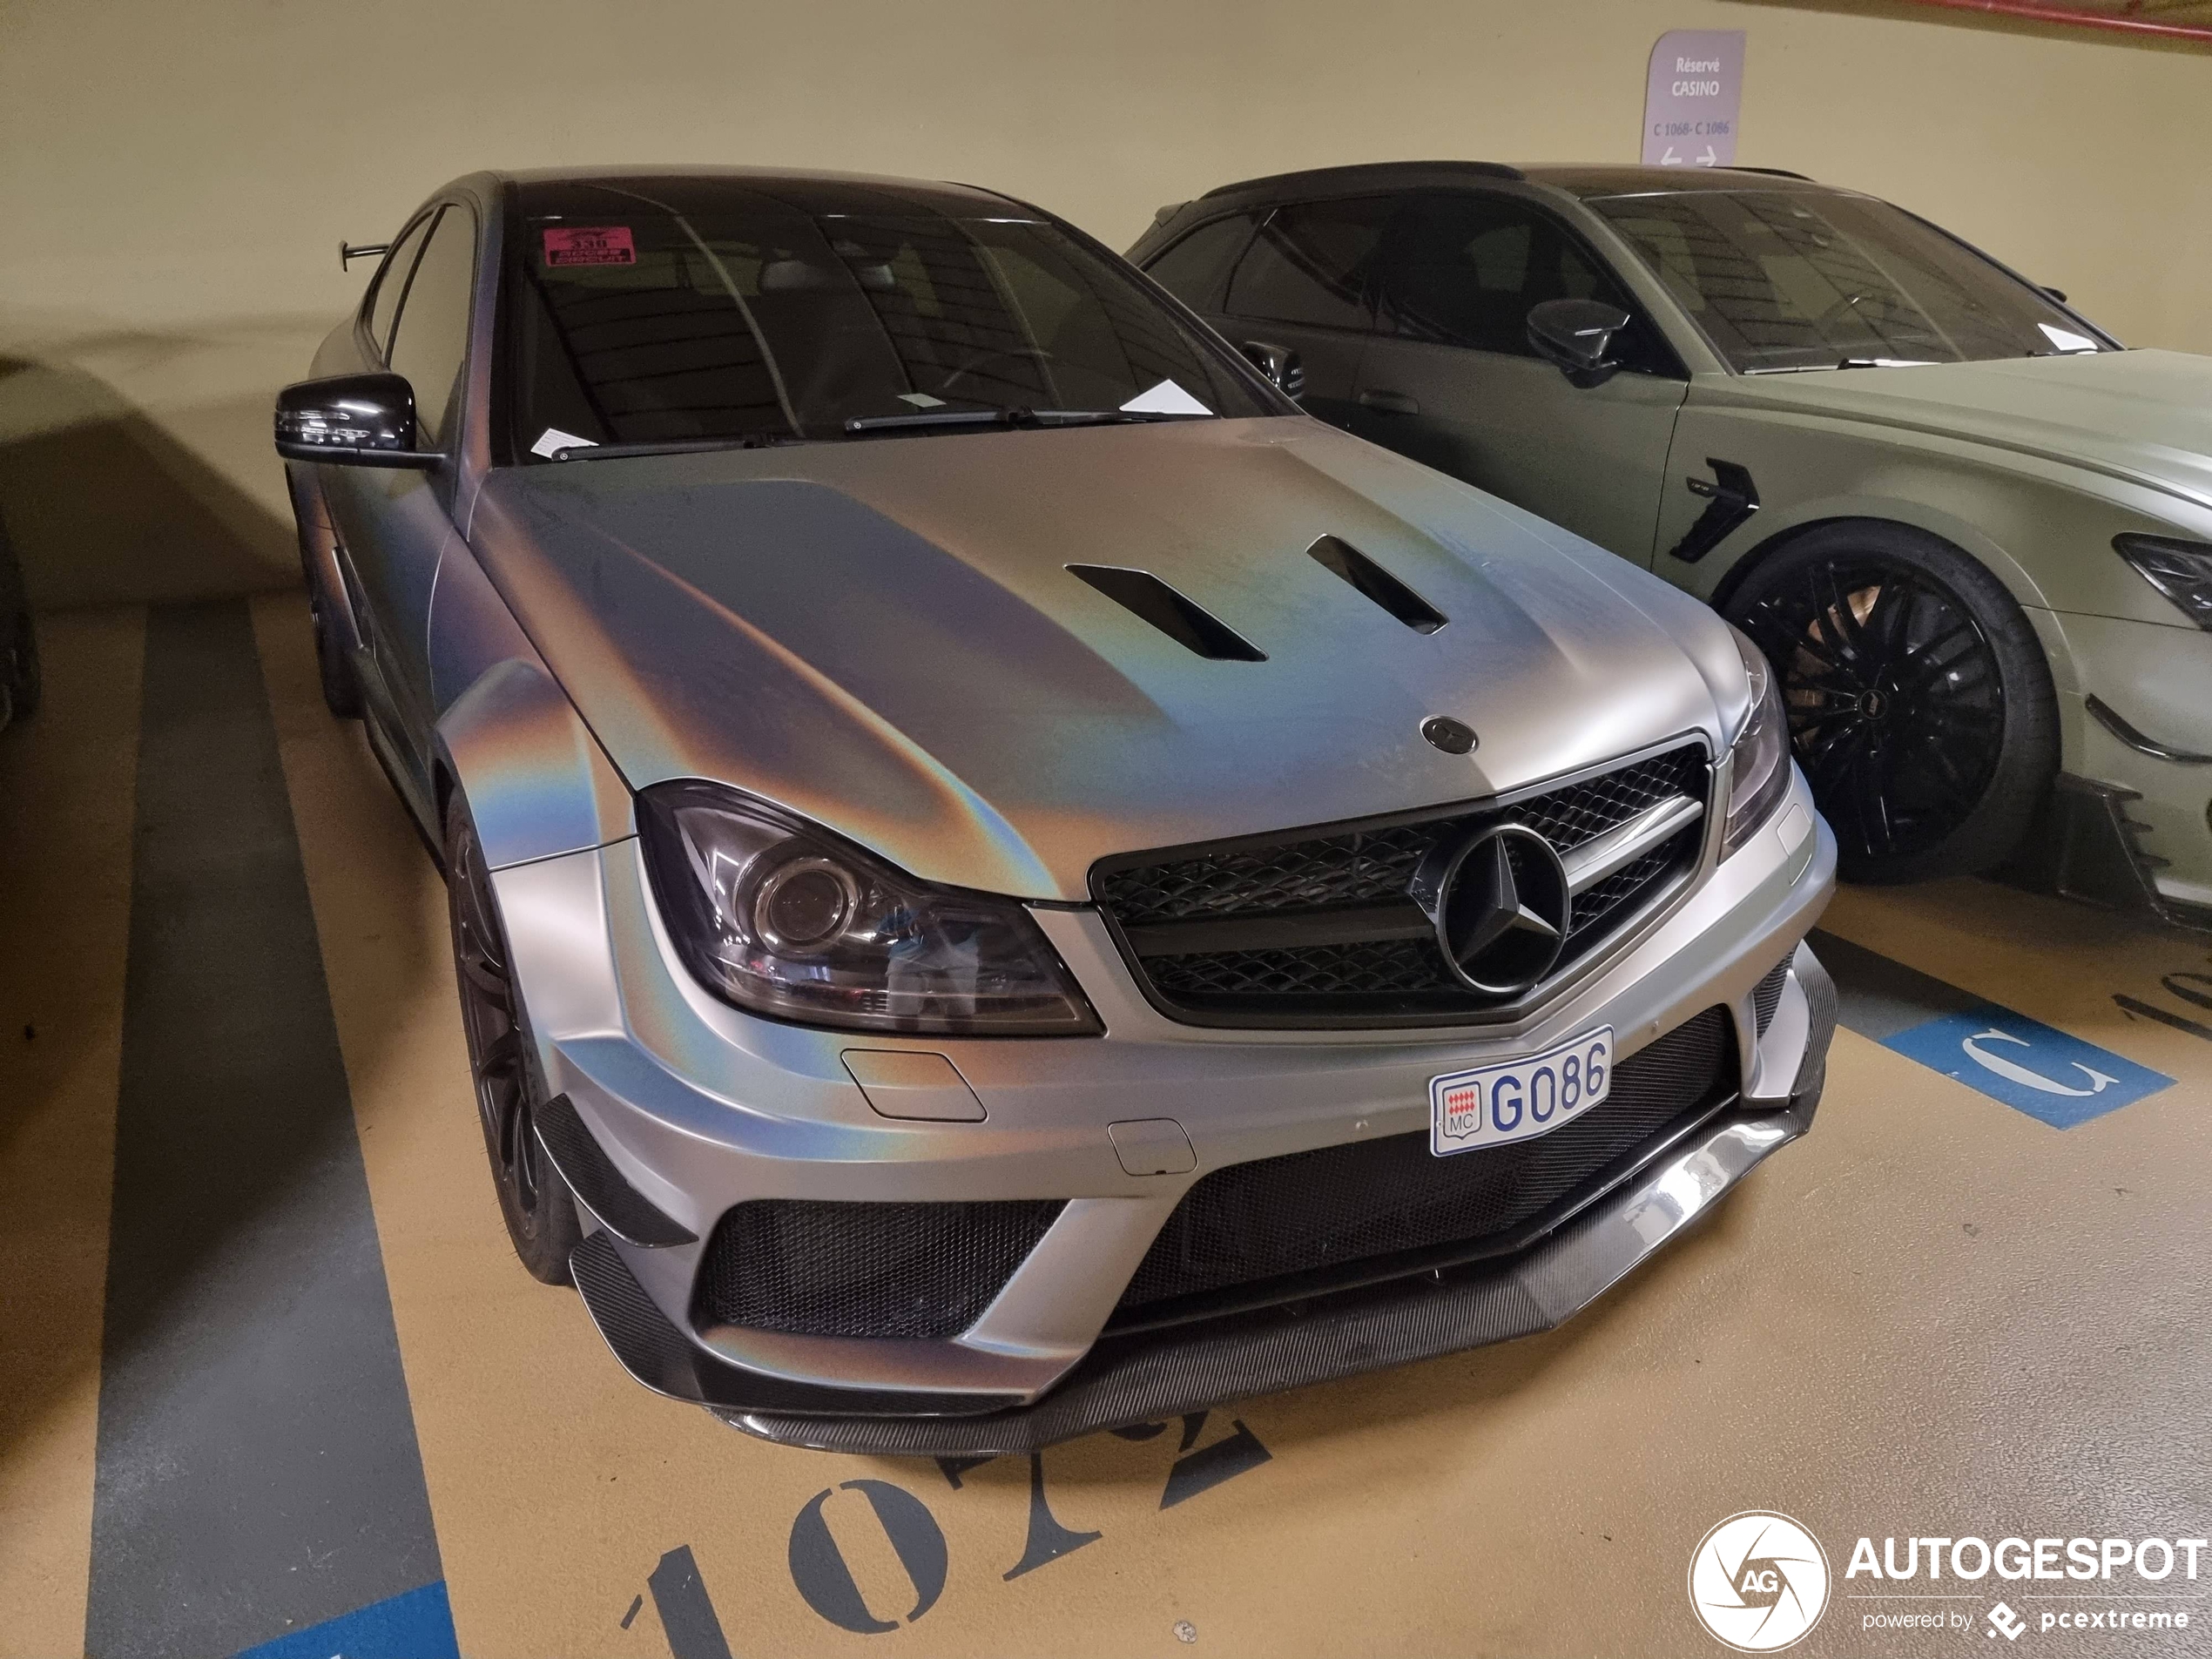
[{"left": 1413, "top": 823, "right": 1572, "bottom": 995}]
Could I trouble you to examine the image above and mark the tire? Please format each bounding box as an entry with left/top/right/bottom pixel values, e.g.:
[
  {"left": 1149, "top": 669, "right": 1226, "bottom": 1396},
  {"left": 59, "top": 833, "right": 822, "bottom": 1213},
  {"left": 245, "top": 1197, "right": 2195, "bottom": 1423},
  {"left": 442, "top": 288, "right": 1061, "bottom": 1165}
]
[
  {"left": 308, "top": 583, "right": 362, "bottom": 719},
  {"left": 1722, "top": 521, "right": 2057, "bottom": 884},
  {"left": 445, "top": 797, "right": 581, "bottom": 1284}
]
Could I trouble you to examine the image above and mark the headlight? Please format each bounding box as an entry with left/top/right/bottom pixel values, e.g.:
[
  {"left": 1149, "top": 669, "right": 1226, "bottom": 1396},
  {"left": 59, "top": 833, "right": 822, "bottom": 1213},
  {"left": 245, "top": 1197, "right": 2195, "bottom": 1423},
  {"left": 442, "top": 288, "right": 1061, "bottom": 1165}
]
[
  {"left": 637, "top": 783, "right": 1100, "bottom": 1035},
  {"left": 2114, "top": 533, "right": 2212, "bottom": 631},
  {"left": 1721, "top": 624, "right": 1792, "bottom": 860}
]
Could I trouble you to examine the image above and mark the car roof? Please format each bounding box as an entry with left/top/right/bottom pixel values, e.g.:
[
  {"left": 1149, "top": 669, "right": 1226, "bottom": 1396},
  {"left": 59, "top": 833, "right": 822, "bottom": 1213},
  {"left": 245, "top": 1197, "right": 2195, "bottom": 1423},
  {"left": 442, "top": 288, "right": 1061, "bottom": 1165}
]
[
  {"left": 1191, "top": 160, "right": 1832, "bottom": 210},
  {"left": 495, "top": 165, "right": 1024, "bottom": 219},
  {"left": 1519, "top": 165, "right": 1830, "bottom": 199}
]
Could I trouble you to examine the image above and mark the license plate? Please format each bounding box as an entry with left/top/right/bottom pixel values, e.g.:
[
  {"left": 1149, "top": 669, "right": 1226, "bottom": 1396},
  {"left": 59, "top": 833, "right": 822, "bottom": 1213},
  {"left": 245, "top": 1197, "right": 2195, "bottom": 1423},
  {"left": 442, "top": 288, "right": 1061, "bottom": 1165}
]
[{"left": 1429, "top": 1027, "right": 1613, "bottom": 1157}]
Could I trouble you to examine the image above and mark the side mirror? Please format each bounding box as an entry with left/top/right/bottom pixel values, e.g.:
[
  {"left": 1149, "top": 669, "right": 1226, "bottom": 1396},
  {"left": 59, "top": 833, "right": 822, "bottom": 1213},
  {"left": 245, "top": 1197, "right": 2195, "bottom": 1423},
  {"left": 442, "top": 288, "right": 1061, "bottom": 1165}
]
[
  {"left": 1526, "top": 299, "right": 1632, "bottom": 389},
  {"left": 273, "top": 373, "right": 440, "bottom": 468},
  {"left": 1238, "top": 339, "right": 1305, "bottom": 400}
]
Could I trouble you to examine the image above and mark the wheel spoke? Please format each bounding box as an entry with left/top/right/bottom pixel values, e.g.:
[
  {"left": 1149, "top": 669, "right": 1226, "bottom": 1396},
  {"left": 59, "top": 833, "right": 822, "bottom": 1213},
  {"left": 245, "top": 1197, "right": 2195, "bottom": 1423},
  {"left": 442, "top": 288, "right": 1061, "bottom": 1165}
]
[
  {"left": 1851, "top": 735, "right": 1898, "bottom": 855},
  {"left": 1819, "top": 567, "right": 1874, "bottom": 659},
  {"left": 1912, "top": 739, "right": 1985, "bottom": 817},
  {"left": 1871, "top": 573, "right": 1921, "bottom": 656}
]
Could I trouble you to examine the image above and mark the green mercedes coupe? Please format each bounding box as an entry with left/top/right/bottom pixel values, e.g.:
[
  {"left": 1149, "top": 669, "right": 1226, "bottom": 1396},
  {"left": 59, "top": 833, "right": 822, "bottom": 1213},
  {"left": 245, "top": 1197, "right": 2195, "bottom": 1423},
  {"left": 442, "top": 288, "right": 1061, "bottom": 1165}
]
[{"left": 1133, "top": 164, "right": 2212, "bottom": 925}]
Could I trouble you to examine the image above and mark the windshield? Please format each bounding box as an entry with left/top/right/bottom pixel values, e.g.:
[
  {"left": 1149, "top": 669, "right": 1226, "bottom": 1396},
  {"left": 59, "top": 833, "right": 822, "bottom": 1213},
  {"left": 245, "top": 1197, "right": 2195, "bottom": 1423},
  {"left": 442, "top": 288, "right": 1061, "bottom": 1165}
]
[
  {"left": 1585, "top": 189, "right": 2112, "bottom": 374},
  {"left": 502, "top": 182, "right": 1272, "bottom": 458}
]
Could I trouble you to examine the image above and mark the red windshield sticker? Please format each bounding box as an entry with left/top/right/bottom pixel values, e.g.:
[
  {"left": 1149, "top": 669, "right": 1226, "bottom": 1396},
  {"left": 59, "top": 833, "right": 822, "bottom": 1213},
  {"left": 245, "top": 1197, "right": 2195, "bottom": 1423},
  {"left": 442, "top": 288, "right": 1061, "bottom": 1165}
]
[{"left": 542, "top": 226, "right": 636, "bottom": 266}]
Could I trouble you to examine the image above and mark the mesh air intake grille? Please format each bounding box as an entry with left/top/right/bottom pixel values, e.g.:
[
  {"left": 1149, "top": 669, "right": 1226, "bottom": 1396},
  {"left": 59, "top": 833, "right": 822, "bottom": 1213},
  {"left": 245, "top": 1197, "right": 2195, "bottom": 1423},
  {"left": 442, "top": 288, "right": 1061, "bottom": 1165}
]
[
  {"left": 693, "top": 1198, "right": 1064, "bottom": 1339},
  {"left": 1113, "top": 1008, "right": 1734, "bottom": 1322}
]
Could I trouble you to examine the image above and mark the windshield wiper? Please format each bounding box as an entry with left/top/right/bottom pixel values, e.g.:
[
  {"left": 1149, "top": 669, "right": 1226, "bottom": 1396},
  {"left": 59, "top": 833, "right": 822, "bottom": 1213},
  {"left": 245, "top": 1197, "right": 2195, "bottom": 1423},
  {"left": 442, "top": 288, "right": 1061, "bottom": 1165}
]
[
  {"left": 1036, "top": 408, "right": 1214, "bottom": 426},
  {"left": 549, "top": 434, "right": 804, "bottom": 462},
  {"left": 842, "top": 407, "right": 1213, "bottom": 436},
  {"left": 844, "top": 409, "right": 1022, "bottom": 434}
]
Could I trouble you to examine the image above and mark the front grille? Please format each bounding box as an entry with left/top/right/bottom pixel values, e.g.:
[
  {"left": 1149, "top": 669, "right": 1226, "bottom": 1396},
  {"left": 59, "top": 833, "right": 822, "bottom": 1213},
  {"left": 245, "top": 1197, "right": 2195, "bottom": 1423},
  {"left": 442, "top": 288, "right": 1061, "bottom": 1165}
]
[
  {"left": 692, "top": 1198, "right": 1064, "bottom": 1339},
  {"left": 1111, "top": 1007, "right": 1736, "bottom": 1326},
  {"left": 1095, "top": 743, "right": 1710, "bottom": 1027}
]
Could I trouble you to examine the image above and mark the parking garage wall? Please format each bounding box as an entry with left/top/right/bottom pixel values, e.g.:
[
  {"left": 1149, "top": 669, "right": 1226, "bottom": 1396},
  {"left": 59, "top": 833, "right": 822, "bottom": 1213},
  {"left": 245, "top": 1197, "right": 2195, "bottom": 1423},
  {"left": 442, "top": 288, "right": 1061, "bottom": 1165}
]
[{"left": 0, "top": 0, "right": 2204, "bottom": 610}]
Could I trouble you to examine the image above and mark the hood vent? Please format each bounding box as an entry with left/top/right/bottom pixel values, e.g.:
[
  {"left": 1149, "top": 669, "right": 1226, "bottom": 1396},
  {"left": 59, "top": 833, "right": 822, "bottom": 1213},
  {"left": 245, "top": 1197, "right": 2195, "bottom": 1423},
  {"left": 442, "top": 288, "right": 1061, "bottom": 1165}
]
[
  {"left": 1305, "top": 536, "right": 1447, "bottom": 634},
  {"left": 1067, "top": 564, "right": 1266, "bottom": 662}
]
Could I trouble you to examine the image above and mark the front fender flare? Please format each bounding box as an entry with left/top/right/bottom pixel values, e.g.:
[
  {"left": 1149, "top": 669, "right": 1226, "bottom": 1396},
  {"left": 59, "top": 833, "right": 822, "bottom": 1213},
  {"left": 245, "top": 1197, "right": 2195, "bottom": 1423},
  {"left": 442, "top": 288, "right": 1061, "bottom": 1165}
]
[
  {"left": 428, "top": 542, "right": 632, "bottom": 869},
  {"left": 435, "top": 658, "right": 634, "bottom": 870}
]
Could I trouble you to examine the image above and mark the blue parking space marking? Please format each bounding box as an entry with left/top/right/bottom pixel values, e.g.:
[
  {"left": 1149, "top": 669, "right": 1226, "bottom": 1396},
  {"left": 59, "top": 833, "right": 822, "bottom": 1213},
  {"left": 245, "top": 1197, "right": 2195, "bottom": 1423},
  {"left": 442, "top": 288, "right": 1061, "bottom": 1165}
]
[
  {"left": 232, "top": 1580, "right": 458, "bottom": 1659},
  {"left": 1881, "top": 1003, "right": 2174, "bottom": 1128}
]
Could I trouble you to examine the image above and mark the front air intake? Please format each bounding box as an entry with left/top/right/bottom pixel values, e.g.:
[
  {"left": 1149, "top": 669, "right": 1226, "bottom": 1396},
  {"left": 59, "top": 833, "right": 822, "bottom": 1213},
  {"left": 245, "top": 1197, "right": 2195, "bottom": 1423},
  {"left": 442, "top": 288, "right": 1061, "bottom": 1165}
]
[
  {"left": 1305, "top": 536, "right": 1447, "bottom": 634},
  {"left": 1109, "top": 1006, "right": 1736, "bottom": 1329},
  {"left": 1067, "top": 564, "right": 1266, "bottom": 661},
  {"left": 691, "top": 1197, "right": 1065, "bottom": 1339}
]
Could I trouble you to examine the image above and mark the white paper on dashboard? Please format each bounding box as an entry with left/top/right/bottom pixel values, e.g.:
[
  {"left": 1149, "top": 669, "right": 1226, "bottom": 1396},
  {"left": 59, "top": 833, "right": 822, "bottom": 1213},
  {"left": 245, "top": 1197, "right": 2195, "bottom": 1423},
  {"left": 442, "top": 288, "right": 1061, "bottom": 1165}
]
[
  {"left": 1118, "top": 379, "right": 1211, "bottom": 416},
  {"left": 531, "top": 427, "right": 597, "bottom": 458},
  {"left": 2039, "top": 323, "right": 2099, "bottom": 354}
]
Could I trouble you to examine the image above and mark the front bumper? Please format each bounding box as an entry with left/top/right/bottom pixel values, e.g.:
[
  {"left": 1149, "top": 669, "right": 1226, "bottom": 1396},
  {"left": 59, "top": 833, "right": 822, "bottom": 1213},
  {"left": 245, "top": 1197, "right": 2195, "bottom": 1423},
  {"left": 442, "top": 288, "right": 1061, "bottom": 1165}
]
[
  {"left": 494, "top": 769, "right": 1838, "bottom": 1447},
  {"left": 580, "top": 961, "right": 1830, "bottom": 1453}
]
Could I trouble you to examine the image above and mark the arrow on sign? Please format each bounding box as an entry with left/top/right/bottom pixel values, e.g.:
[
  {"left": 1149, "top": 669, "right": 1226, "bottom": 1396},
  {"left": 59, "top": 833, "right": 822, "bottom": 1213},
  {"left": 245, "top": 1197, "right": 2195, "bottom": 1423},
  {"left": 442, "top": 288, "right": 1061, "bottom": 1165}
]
[
  {"left": 1697, "top": 145, "right": 1718, "bottom": 165},
  {"left": 1660, "top": 145, "right": 1681, "bottom": 165}
]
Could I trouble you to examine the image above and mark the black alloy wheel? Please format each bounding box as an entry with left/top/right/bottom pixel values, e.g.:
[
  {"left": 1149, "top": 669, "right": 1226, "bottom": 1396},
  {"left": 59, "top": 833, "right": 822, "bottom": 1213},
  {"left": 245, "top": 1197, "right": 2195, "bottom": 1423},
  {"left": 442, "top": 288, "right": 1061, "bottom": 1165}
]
[
  {"left": 446, "top": 801, "right": 581, "bottom": 1283},
  {"left": 1723, "top": 522, "right": 2057, "bottom": 884}
]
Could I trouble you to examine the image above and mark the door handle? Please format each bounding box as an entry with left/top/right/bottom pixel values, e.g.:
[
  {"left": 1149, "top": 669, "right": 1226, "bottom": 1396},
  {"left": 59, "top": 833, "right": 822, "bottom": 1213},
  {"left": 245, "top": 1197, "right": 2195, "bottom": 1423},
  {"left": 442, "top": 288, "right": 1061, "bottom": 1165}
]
[{"left": 1357, "top": 389, "right": 1420, "bottom": 415}]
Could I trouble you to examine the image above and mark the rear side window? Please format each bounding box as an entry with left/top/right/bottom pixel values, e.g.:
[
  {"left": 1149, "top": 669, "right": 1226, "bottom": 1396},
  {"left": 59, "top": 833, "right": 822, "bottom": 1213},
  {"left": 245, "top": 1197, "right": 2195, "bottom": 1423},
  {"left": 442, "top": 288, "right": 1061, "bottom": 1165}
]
[
  {"left": 364, "top": 214, "right": 432, "bottom": 357},
  {"left": 1144, "top": 214, "right": 1258, "bottom": 313},
  {"left": 1376, "top": 194, "right": 1618, "bottom": 357},
  {"left": 388, "top": 206, "right": 477, "bottom": 447},
  {"left": 1224, "top": 199, "right": 1393, "bottom": 333}
]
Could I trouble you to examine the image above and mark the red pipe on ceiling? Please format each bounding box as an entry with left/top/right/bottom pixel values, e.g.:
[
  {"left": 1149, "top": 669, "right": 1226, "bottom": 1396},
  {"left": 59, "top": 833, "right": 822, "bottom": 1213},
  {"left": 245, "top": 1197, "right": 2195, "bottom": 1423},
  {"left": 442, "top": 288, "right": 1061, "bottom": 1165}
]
[{"left": 1898, "top": 0, "right": 2212, "bottom": 42}]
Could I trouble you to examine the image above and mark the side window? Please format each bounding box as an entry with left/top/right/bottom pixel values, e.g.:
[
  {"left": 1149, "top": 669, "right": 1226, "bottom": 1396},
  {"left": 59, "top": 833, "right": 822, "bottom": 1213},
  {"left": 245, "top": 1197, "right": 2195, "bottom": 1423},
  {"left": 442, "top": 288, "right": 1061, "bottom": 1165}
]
[
  {"left": 388, "top": 206, "right": 478, "bottom": 447},
  {"left": 1143, "top": 214, "right": 1258, "bottom": 313},
  {"left": 364, "top": 215, "right": 432, "bottom": 357},
  {"left": 1377, "top": 194, "right": 1623, "bottom": 359},
  {"left": 1223, "top": 198, "right": 1394, "bottom": 333}
]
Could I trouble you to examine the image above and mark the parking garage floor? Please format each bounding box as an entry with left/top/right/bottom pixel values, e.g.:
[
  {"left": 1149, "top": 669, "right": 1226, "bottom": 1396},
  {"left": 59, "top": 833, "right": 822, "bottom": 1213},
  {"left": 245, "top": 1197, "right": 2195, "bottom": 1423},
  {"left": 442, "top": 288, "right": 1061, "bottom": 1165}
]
[{"left": 3, "top": 597, "right": 2208, "bottom": 1659}]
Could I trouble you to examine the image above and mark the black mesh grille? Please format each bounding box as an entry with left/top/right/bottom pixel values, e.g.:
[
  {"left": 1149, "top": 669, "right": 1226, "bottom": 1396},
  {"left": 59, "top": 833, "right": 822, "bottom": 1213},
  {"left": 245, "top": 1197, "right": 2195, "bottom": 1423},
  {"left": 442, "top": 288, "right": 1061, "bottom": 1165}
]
[
  {"left": 1113, "top": 1008, "right": 1735, "bottom": 1324},
  {"left": 1095, "top": 745, "right": 1709, "bottom": 1026},
  {"left": 1752, "top": 959, "right": 1791, "bottom": 1036},
  {"left": 692, "top": 1198, "right": 1065, "bottom": 1339}
]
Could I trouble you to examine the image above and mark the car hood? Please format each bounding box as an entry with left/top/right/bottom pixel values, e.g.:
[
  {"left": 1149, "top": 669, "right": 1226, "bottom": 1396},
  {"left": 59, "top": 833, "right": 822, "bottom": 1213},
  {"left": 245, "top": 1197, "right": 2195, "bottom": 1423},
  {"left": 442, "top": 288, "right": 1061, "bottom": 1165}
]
[
  {"left": 1706, "top": 348, "right": 2212, "bottom": 509},
  {"left": 467, "top": 419, "right": 1748, "bottom": 900}
]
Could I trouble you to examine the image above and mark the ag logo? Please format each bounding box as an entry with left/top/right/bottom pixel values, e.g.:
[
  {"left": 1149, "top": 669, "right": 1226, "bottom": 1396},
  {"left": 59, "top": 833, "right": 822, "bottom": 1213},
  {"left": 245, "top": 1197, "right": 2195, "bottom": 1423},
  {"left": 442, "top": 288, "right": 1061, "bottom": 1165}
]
[{"left": 1688, "top": 1511, "right": 1831, "bottom": 1651}]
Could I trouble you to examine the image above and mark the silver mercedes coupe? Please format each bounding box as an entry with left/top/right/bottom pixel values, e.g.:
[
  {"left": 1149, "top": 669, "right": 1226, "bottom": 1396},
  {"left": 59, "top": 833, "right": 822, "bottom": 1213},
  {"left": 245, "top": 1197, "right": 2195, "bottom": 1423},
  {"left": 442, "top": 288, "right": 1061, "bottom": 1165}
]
[{"left": 273, "top": 167, "right": 1837, "bottom": 1453}]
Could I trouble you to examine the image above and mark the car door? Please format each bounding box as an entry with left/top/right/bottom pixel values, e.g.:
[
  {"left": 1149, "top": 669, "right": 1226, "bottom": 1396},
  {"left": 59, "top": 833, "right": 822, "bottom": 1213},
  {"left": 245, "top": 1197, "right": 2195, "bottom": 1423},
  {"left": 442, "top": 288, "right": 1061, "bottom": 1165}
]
[
  {"left": 1184, "top": 198, "right": 1394, "bottom": 433},
  {"left": 321, "top": 201, "right": 478, "bottom": 797},
  {"left": 1351, "top": 192, "right": 1689, "bottom": 564}
]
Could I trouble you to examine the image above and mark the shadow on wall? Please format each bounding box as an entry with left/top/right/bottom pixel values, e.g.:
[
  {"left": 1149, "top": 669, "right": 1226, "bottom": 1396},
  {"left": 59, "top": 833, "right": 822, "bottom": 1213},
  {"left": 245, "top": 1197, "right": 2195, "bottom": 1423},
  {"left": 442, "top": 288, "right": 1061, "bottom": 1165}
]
[{"left": 0, "top": 337, "right": 307, "bottom": 611}]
